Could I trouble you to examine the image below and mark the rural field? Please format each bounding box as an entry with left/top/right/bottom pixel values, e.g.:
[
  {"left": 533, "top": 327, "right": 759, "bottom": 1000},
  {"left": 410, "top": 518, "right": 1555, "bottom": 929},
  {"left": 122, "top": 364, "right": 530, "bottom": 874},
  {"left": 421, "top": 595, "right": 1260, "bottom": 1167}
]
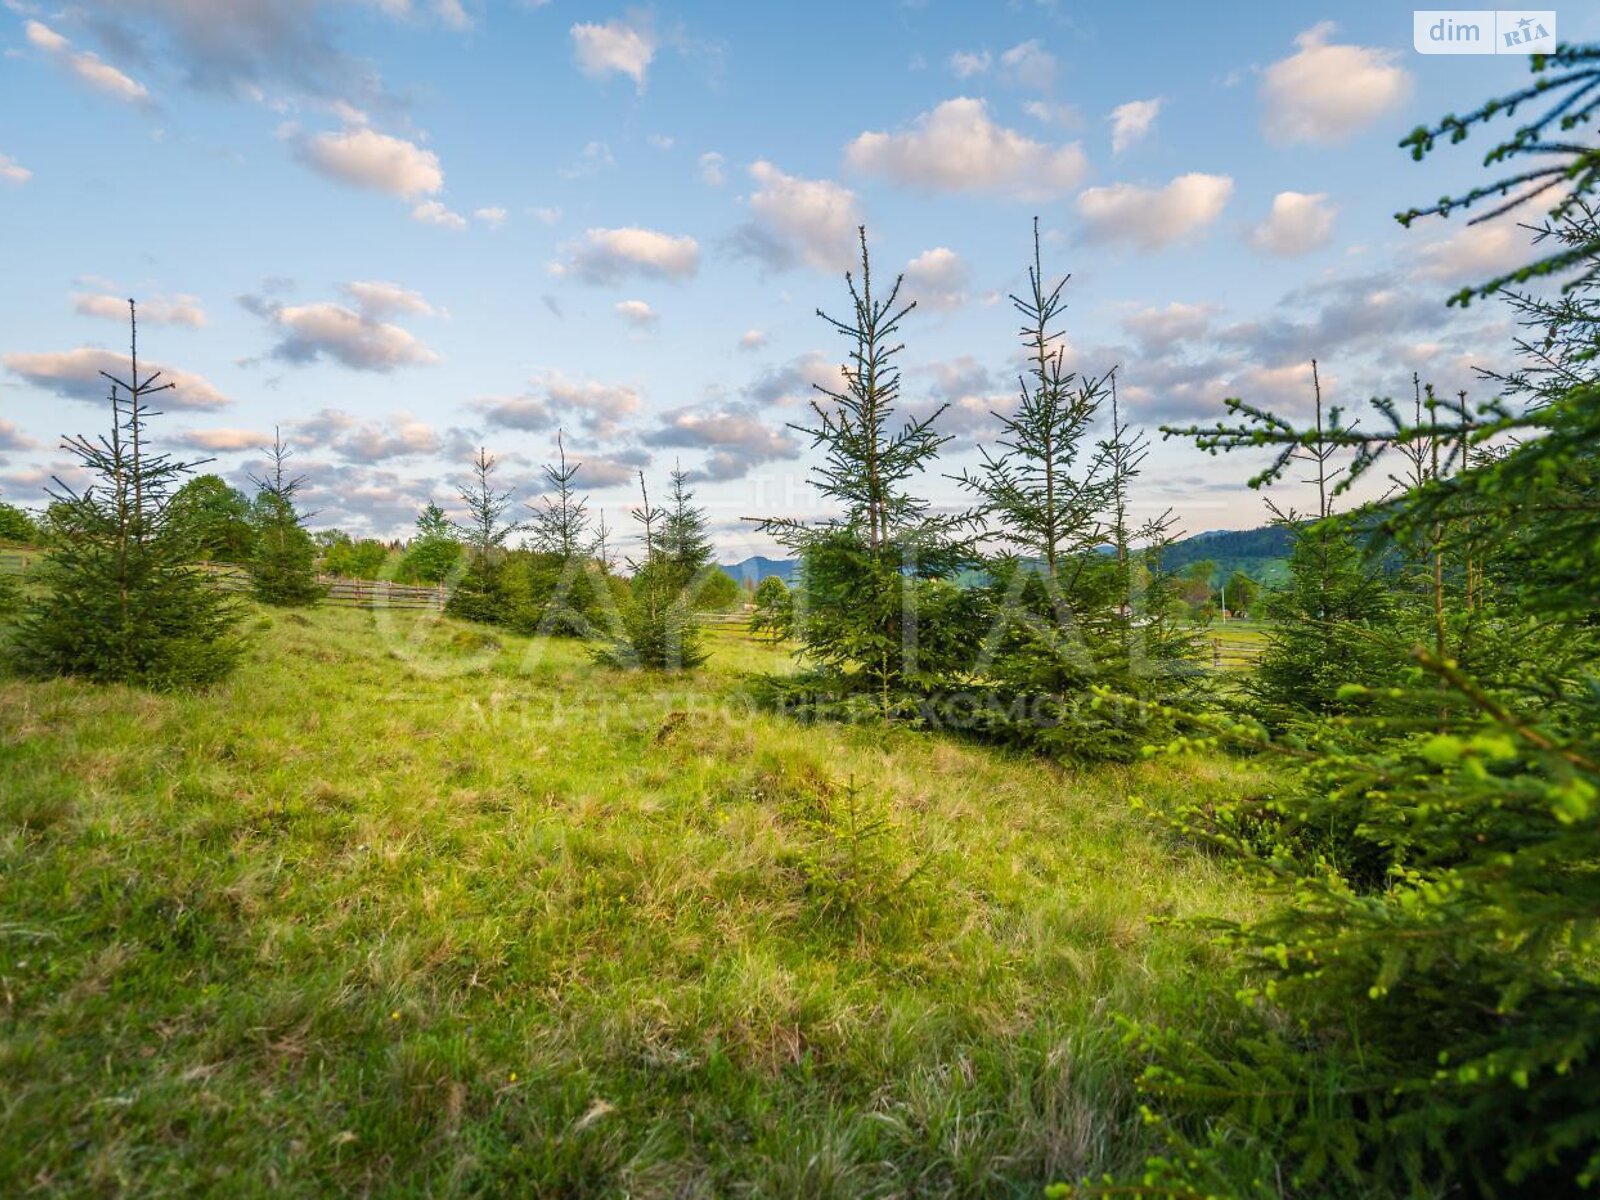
[
  {"left": 4, "top": 4, "right": 1598, "bottom": 1197},
  {"left": 0, "top": 603, "right": 1265, "bottom": 1195}
]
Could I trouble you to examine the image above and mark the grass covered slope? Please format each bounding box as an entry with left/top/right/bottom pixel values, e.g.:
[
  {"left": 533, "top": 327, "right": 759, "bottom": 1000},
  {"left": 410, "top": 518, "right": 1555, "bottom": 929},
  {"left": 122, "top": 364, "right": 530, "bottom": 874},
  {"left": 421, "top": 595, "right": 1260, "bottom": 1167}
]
[{"left": 0, "top": 606, "right": 1264, "bottom": 1196}]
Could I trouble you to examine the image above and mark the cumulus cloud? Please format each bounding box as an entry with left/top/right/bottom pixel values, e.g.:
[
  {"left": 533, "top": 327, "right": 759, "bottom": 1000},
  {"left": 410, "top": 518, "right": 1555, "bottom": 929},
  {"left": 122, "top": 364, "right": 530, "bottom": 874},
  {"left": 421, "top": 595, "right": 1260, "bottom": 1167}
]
[
  {"left": 341, "top": 280, "right": 434, "bottom": 318},
  {"left": 529, "top": 206, "right": 562, "bottom": 225},
  {"left": 296, "top": 126, "right": 444, "bottom": 197},
  {"left": 0, "top": 154, "right": 31, "bottom": 184},
  {"left": 739, "top": 329, "right": 768, "bottom": 351},
  {"left": 1251, "top": 191, "right": 1337, "bottom": 256},
  {"left": 560, "top": 447, "right": 652, "bottom": 488},
  {"left": 474, "top": 206, "right": 507, "bottom": 229},
  {"left": 26, "top": 19, "right": 152, "bottom": 107},
  {"left": 570, "top": 13, "right": 656, "bottom": 90},
  {"left": 745, "top": 351, "right": 838, "bottom": 408},
  {"left": 949, "top": 49, "right": 991, "bottom": 79},
  {"left": 731, "top": 160, "right": 862, "bottom": 273},
  {"left": 903, "top": 356, "right": 1010, "bottom": 442},
  {"left": 63, "top": 0, "right": 396, "bottom": 109},
  {"left": 551, "top": 226, "right": 701, "bottom": 285},
  {"left": 0, "top": 419, "right": 41, "bottom": 452},
  {"left": 997, "top": 39, "right": 1056, "bottom": 91},
  {"left": 328, "top": 411, "right": 444, "bottom": 462},
  {"left": 475, "top": 370, "right": 643, "bottom": 439},
  {"left": 241, "top": 288, "right": 440, "bottom": 371},
  {"left": 1077, "top": 173, "right": 1233, "bottom": 250},
  {"left": 178, "top": 427, "right": 270, "bottom": 452},
  {"left": 1110, "top": 97, "right": 1162, "bottom": 153},
  {"left": 615, "top": 299, "right": 659, "bottom": 327},
  {"left": 698, "top": 151, "right": 726, "bottom": 186},
  {"left": 1413, "top": 220, "right": 1532, "bottom": 285},
  {"left": 902, "top": 247, "right": 970, "bottom": 310},
  {"left": 1122, "top": 301, "right": 1216, "bottom": 351},
  {"left": 74, "top": 293, "right": 206, "bottom": 327},
  {"left": 1261, "top": 23, "right": 1413, "bottom": 145},
  {"left": 3, "top": 347, "right": 230, "bottom": 409},
  {"left": 411, "top": 199, "right": 467, "bottom": 229},
  {"left": 645, "top": 402, "right": 801, "bottom": 481},
  {"left": 846, "top": 98, "right": 1087, "bottom": 199}
]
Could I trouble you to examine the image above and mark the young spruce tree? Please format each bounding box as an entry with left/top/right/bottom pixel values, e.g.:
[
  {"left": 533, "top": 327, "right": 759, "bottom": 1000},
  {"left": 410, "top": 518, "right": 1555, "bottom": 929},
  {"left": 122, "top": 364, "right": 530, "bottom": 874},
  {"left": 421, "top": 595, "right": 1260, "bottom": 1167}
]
[
  {"left": 12, "top": 301, "right": 242, "bottom": 688},
  {"left": 247, "top": 428, "right": 323, "bottom": 606},
  {"left": 754, "top": 226, "right": 975, "bottom": 719}
]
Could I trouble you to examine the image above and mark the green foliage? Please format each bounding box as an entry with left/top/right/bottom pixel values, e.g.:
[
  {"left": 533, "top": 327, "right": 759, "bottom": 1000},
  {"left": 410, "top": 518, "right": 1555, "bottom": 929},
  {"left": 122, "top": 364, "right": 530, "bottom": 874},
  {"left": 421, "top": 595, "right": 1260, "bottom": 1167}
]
[
  {"left": 321, "top": 537, "right": 391, "bottom": 579},
  {"left": 1222, "top": 570, "right": 1258, "bottom": 616},
  {"left": 1110, "top": 118, "right": 1600, "bottom": 1194},
  {"left": 246, "top": 432, "right": 323, "bottom": 608},
  {"left": 0, "top": 499, "right": 40, "bottom": 546},
  {"left": 10, "top": 304, "right": 242, "bottom": 689},
  {"left": 166, "top": 474, "right": 254, "bottom": 561},
  {"left": 785, "top": 775, "right": 929, "bottom": 942},
  {"left": 592, "top": 472, "right": 706, "bottom": 670},
  {"left": 446, "top": 448, "right": 520, "bottom": 625},
  {"left": 688, "top": 565, "right": 740, "bottom": 612},
  {"left": 1395, "top": 46, "right": 1600, "bottom": 306},
  {"left": 755, "top": 227, "right": 974, "bottom": 716},
  {"left": 395, "top": 502, "right": 460, "bottom": 584},
  {"left": 750, "top": 574, "right": 793, "bottom": 641}
]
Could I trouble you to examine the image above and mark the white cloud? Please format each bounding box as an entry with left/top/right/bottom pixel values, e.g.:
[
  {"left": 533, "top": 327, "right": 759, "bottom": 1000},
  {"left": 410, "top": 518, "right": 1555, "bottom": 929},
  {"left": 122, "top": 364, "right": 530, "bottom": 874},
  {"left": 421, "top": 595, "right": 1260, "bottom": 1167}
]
[
  {"left": 733, "top": 160, "right": 862, "bottom": 273},
  {"left": 615, "top": 299, "right": 659, "bottom": 327},
  {"left": 179, "top": 427, "right": 270, "bottom": 452},
  {"left": 411, "top": 199, "right": 467, "bottom": 229},
  {"left": 4, "top": 347, "right": 230, "bottom": 409},
  {"left": 474, "top": 206, "right": 507, "bottom": 229},
  {"left": 74, "top": 293, "right": 207, "bottom": 327},
  {"left": 1251, "top": 191, "right": 1337, "bottom": 256},
  {"left": 570, "top": 14, "right": 656, "bottom": 90},
  {"left": 1121, "top": 301, "right": 1216, "bottom": 350},
  {"left": 243, "top": 292, "right": 440, "bottom": 372},
  {"left": 902, "top": 247, "right": 969, "bottom": 310},
  {"left": 739, "top": 329, "right": 767, "bottom": 351},
  {"left": 949, "top": 49, "right": 991, "bottom": 79},
  {"left": 551, "top": 227, "right": 701, "bottom": 285},
  {"left": 846, "top": 98, "right": 1087, "bottom": 200},
  {"left": 1077, "top": 173, "right": 1234, "bottom": 251},
  {"left": 745, "top": 351, "right": 838, "bottom": 407},
  {"left": 998, "top": 39, "right": 1056, "bottom": 91},
  {"left": 297, "top": 126, "right": 444, "bottom": 197},
  {"left": 26, "top": 19, "right": 152, "bottom": 107},
  {"left": 698, "top": 151, "right": 726, "bottom": 186},
  {"left": 0, "top": 419, "right": 41, "bottom": 452},
  {"left": 340, "top": 281, "right": 434, "bottom": 318},
  {"left": 1413, "top": 220, "right": 1531, "bottom": 284},
  {"left": 476, "top": 370, "right": 643, "bottom": 439},
  {"left": 645, "top": 402, "right": 801, "bottom": 481},
  {"left": 1110, "top": 97, "right": 1162, "bottom": 153},
  {"left": 0, "top": 153, "right": 32, "bottom": 184},
  {"left": 1261, "top": 22, "right": 1413, "bottom": 145},
  {"left": 529, "top": 206, "right": 562, "bottom": 225}
]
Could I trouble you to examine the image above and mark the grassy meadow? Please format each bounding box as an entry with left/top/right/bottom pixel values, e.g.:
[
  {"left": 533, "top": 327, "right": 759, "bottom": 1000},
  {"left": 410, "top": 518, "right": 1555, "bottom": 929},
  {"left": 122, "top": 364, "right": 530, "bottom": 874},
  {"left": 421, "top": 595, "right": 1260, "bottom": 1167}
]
[{"left": 0, "top": 601, "right": 1271, "bottom": 1196}]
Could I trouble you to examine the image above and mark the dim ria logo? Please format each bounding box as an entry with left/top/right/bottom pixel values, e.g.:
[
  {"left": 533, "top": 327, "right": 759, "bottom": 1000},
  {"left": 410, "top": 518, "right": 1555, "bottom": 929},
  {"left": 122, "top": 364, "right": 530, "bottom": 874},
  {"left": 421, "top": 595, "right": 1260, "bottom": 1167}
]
[{"left": 1414, "top": 10, "right": 1556, "bottom": 54}]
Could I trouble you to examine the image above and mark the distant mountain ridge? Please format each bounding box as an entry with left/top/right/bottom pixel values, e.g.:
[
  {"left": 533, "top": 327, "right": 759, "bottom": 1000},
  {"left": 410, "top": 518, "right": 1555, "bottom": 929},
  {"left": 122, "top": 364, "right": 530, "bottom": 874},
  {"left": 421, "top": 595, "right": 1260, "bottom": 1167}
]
[{"left": 722, "top": 524, "right": 1292, "bottom": 588}]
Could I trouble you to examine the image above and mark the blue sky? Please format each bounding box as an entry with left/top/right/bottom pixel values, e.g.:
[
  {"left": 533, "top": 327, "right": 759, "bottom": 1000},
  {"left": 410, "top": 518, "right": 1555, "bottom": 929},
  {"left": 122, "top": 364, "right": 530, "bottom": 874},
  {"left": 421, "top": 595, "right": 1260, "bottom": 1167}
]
[{"left": 2, "top": 0, "right": 1592, "bottom": 558}]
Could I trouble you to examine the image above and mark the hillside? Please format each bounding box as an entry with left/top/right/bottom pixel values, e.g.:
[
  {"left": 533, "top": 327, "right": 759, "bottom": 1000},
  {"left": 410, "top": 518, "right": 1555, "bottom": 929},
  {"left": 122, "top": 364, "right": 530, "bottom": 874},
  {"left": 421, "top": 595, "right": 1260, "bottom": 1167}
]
[
  {"left": 0, "top": 604, "right": 1265, "bottom": 1195},
  {"left": 724, "top": 524, "right": 1293, "bottom": 590}
]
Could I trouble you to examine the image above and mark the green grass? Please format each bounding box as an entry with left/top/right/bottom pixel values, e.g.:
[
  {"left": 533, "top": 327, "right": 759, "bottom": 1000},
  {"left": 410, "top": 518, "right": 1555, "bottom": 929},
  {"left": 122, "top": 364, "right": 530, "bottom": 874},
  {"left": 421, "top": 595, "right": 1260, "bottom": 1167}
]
[{"left": 0, "top": 604, "right": 1269, "bottom": 1196}]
